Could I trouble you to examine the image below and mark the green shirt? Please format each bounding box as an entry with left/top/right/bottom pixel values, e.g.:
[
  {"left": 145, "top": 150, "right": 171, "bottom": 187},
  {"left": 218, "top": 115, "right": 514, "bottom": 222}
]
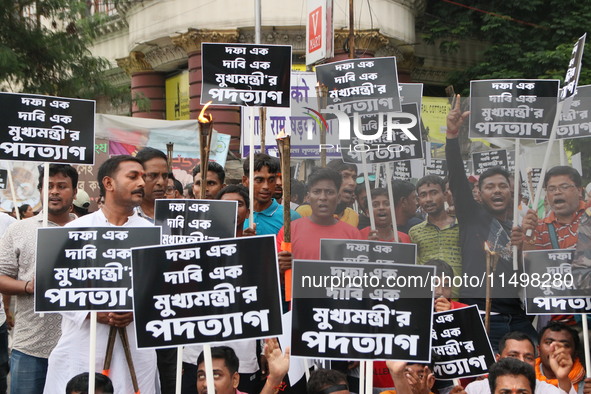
[{"left": 409, "top": 218, "right": 462, "bottom": 297}]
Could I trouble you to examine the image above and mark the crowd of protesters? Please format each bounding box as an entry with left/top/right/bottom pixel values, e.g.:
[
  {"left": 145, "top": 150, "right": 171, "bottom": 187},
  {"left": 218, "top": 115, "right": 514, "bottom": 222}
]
[{"left": 0, "top": 99, "right": 588, "bottom": 394}]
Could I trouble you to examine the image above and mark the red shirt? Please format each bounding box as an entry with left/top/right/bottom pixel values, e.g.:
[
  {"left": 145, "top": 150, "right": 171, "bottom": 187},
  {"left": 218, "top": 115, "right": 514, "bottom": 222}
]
[{"left": 276, "top": 217, "right": 362, "bottom": 260}]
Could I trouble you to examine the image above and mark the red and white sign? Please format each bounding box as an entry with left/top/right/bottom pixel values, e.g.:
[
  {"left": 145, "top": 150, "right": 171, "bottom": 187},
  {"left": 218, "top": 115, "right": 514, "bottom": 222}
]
[
  {"left": 306, "top": 0, "right": 333, "bottom": 65},
  {"left": 308, "top": 6, "right": 322, "bottom": 53}
]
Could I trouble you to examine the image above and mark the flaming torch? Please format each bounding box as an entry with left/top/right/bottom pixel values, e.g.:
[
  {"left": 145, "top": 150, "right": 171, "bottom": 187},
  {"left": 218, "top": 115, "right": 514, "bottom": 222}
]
[{"left": 198, "top": 101, "right": 214, "bottom": 199}]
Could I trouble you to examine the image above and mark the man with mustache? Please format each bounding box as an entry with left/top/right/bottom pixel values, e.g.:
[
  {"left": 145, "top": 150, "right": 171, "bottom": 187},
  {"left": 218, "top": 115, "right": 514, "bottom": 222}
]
[
  {"left": 512, "top": 166, "right": 586, "bottom": 251},
  {"left": 135, "top": 147, "right": 169, "bottom": 222},
  {"left": 134, "top": 147, "right": 177, "bottom": 392},
  {"left": 446, "top": 95, "right": 537, "bottom": 352},
  {"left": 45, "top": 155, "right": 158, "bottom": 394},
  {"left": 0, "top": 164, "right": 77, "bottom": 393},
  {"left": 512, "top": 166, "right": 587, "bottom": 329}
]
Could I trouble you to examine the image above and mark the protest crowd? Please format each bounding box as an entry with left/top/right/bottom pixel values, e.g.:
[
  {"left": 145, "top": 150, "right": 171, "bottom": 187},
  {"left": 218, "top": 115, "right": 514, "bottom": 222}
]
[
  {"left": 1, "top": 30, "right": 591, "bottom": 394},
  {"left": 0, "top": 99, "right": 588, "bottom": 394}
]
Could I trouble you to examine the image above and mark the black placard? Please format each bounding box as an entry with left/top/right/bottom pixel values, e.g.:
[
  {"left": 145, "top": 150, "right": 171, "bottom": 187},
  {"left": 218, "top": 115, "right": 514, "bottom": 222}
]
[
  {"left": 432, "top": 305, "right": 495, "bottom": 380},
  {"left": 469, "top": 79, "right": 559, "bottom": 140},
  {"left": 131, "top": 235, "right": 282, "bottom": 349},
  {"left": 392, "top": 160, "right": 411, "bottom": 180},
  {"left": 471, "top": 150, "right": 509, "bottom": 175},
  {"left": 320, "top": 239, "right": 416, "bottom": 265},
  {"left": 523, "top": 249, "right": 591, "bottom": 314},
  {"left": 35, "top": 227, "right": 161, "bottom": 312},
  {"left": 291, "top": 260, "right": 434, "bottom": 361},
  {"left": 201, "top": 43, "right": 291, "bottom": 108},
  {"left": 154, "top": 199, "right": 237, "bottom": 245},
  {"left": 557, "top": 84, "right": 591, "bottom": 139},
  {"left": 560, "top": 34, "right": 586, "bottom": 103},
  {"left": 425, "top": 159, "right": 448, "bottom": 177},
  {"left": 0, "top": 170, "right": 6, "bottom": 190},
  {"left": 0, "top": 92, "right": 95, "bottom": 164}
]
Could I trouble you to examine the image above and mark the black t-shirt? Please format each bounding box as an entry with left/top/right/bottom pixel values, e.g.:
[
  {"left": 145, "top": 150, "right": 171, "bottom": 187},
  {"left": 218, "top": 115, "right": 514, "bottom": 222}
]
[{"left": 446, "top": 138, "right": 523, "bottom": 315}]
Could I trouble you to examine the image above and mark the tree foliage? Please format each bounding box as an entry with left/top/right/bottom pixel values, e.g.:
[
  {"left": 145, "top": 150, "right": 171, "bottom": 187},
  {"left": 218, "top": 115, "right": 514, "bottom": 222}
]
[
  {"left": 418, "top": 0, "right": 591, "bottom": 182},
  {"left": 0, "top": 0, "right": 118, "bottom": 99}
]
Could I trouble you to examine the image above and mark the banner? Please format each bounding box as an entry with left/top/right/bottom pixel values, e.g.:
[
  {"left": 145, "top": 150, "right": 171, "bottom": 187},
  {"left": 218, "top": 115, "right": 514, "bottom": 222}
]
[
  {"left": 432, "top": 305, "right": 495, "bottom": 380},
  {"left": 320, "top": 239, "right": 416, "bottom": 265},
  {"left": 471, "top": 150, "right": 509, "bottom": 175},
  {"left": 131, "top": 235, "right": 282, "bottom": 348},
  {"left": 0, "top": 93, "right": 95, "bottom": 164},
  {"left": 557, "top": 84, "right": 591, "bottom": 139},
  {"left": 523, "top": 249, "right": 591, "bottom": 314},
  {"left": 291, "top": 260, "right": 434, "bottom": 361},
  {"left": 155, "top": 199, "right": 237, "bottom": 245},
  {"left": 35, "top": 227, "right": 161, "bottom": 312},
  {"left": 201, "top": 43, "right": 292, "bottom": 108},
  {"left": 469, "top": 79, "right": 559, "bottom": 140},
  {"left": 241, "top": 71, "right": 340, "bottom": 158}
]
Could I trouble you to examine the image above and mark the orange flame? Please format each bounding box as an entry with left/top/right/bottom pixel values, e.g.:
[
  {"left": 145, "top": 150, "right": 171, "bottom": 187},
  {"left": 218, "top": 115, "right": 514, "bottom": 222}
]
[
  {"left": 198, "top": 101, "right": 213, "bottom": 123},
  {"left": 277, "top": 129, "right": 287, "bottom": 139},
  {"left": 484, "top": 242, "right": 491, "bottom": 253}
]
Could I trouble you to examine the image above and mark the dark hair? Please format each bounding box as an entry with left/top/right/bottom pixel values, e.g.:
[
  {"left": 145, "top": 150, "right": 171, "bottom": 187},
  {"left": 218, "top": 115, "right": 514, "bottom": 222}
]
[
  {"left": 307, "top": 369, "right": 348, "bottom": 394},
  {"left": 135, "top": 147, "right": 167, "bottom": 164},
  {"left": 327, "top": 158, "right": 357, "bottom": 175},
  {"left": 216, "top": 184, "right": 250, "bottom": 208},
  {"left": 355, "top": 182, "right": 366, "bottom": 197},
  {"left": 416, "top": 175, "right": 446, "bottom": 193},
  {"left": 169, "top": 173, "right": 184, "bottom": 195},
  {"left": 37, "top": 164, "right": 78, "bottom": 191},
  {"left": 307, "top": 168, "right": 342, "bottom": 192},
  {"left": 543, "top": 165, "right": 582, "bottom": 188},
  {"left": 185, "top": 183, "right": 195, "bottom": 198},
  {"left": 291, "top": 179, "right": 306, "bottom": 204},
  {"left": 243, "top": 153, "right": 280, "bottom": 175},
  {"left": 97, "top": 155, "right": 142, "bottom": 197},
  {"left": 425, "top": 259, "right": 454, "bottom": 278},
  {"left": 192, "top": 161, "right": 226, "bottom": 184},
  {"left": 197, "top": 346, "right": 239, "bottom": 375},
  {"left": 539, "top": 321, "right": 582, "bottom": 359},
  {"left": 478, "top": 167, "right": 510, "bottom": 190},
  {"left": 66, "top": 372, "right": 114, "bottom": 394},
  {"left": 488, "top": 358, "right": 536, "bottom": 393},
  {"left": 498, "top": 331, "right": 535, "bottom": 355},
  {"left": 391, "top": 180, "right": 416, "bottom": 204},
  {"left": 18, "top": 204, "right": 31, "bottom": 217},
  {"left": 370, "top": 187, "right": 389, "bottom": 200}
]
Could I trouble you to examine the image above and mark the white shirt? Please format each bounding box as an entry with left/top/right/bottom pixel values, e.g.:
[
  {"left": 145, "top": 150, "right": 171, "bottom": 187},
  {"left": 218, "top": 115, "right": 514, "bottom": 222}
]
[{"left": 44, "top": 209, "right": 159, "bottom": 394}]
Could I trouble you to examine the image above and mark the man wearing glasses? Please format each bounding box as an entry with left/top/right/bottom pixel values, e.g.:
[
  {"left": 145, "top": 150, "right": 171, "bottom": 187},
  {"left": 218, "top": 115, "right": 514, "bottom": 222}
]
[{"left": 512, "top": 166, "right": 587, "bottom": 251}]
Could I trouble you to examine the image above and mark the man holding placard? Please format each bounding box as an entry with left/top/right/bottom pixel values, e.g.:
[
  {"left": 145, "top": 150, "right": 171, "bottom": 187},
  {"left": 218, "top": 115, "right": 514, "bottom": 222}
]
[
  {"left": 513, "top": 166, "right": 586, "bottom": 251},
  {"left": 45, "top": 155, "right": 158, "bottom": 394},
  {"left": 0, "top": 164, "right": 78, "bottom": 393},
  {"left": 446, "top": 96, "right": 537, "bottom": 350}
]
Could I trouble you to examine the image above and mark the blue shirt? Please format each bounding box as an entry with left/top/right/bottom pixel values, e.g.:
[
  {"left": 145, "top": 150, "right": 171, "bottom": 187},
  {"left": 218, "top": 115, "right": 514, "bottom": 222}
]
[{"left": 244, "top": 199, "right": 301, "bottom": 235}]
